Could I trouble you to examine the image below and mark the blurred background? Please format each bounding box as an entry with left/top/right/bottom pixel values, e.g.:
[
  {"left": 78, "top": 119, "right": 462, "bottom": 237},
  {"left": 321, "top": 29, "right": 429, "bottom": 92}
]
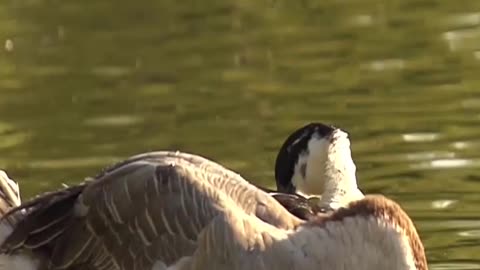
[{"left": 1, "top": 0, "right": 480, "bottom": 268}]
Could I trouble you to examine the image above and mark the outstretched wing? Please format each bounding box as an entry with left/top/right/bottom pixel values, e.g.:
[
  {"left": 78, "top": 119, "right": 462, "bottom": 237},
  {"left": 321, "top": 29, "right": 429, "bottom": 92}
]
[{"left": 1, "top": 151, "right": 301, "bottom": 270}]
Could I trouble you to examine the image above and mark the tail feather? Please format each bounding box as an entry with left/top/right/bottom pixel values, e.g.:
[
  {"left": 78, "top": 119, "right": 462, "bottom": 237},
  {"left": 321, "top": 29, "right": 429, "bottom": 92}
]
[
  {"left": 0, "top": 184, "right": 86, "bottom": 254},
  {"left": 23, "top": 216, "right": 68, "bottom": 249}
]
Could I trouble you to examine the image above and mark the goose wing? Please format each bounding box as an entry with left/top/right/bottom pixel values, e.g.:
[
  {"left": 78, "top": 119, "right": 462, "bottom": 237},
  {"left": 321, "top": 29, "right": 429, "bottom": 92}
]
[{"left": 0, "top": 151, "right": 301, "bottom": 270}]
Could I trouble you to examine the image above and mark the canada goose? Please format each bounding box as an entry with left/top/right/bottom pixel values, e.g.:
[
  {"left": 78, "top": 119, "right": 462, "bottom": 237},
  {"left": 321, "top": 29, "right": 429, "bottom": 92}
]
[{"left": 0, "top": 151, "right": 427, "bottom": 270}]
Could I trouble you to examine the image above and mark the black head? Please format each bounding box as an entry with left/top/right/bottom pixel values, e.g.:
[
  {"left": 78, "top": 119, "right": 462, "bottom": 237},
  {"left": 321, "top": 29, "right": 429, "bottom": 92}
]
[{"left": 274, "top": 122, "right": 337, "bottom": 194}]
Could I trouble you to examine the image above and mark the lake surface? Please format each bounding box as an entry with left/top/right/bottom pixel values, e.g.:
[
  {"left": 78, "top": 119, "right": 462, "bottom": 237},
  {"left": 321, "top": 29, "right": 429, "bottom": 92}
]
[{"left": 2, "top": 0, "right": 480, "bottom": 268}]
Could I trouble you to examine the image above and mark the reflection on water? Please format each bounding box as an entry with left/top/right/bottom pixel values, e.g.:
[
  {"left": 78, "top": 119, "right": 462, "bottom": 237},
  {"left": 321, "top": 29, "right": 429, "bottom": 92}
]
[{"left": 2, "top": 0, "right": 480, "bottom": 268}]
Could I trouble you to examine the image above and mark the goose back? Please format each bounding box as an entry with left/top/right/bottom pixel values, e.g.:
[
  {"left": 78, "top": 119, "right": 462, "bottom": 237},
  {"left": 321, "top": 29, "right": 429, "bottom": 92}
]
[{"left": 176, "top": 195, "right": 428, "bottom": 270}]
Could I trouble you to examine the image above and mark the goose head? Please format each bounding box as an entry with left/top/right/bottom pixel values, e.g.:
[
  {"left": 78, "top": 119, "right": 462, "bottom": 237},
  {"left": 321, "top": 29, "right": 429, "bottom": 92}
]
[{"left": 274, "top": 123, "right": 364, "bottom": 209}]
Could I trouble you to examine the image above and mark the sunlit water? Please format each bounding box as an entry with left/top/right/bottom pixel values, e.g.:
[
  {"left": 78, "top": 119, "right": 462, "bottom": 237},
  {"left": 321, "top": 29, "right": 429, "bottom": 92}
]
[{"left": 2, "top": 0, "right": 480, "bottom": 268}]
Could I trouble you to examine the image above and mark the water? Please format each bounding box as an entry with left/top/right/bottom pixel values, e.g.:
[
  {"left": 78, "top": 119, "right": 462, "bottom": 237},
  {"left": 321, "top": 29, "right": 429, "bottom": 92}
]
[{"left": 2, "top": 0, "right": 480, "bottom": 268}]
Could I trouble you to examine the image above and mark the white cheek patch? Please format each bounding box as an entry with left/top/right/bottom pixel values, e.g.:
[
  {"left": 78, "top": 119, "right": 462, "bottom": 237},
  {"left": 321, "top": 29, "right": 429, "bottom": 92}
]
[
  {"left": 291, "top": 154, "right": 308, "bottom": 193},
  {"left": 305, "top": 137, "right": 330, "bottom": 193},
  {"left": 291, "top": 136, "right": 330, "bottom": 195},
  {"left": 332, "top": 133, "right": 356, "bottom": 173}
]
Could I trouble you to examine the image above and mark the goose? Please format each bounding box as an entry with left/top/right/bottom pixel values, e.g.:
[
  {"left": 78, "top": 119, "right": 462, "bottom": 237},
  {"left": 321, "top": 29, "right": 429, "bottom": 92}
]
[{"left": 0, "top": 150, "right": 427, "bottom": 269}]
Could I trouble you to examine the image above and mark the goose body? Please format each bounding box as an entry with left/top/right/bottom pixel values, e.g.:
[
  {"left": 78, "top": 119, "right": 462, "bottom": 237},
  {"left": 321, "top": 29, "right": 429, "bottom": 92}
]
[
  {"left": 0, "top": 151, "right": 427, "bottom": 270},
  {"left": 0, "top": 123, "right": 428, "bottom": 269}
]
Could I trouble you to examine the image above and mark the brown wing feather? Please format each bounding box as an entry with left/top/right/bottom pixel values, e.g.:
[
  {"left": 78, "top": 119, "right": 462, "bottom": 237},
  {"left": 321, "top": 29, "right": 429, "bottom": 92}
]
[
  {"left": 1, "top": 184, "right": 85, "bottom": 253},
  {"left": 1, "top": 151, "right": 301, "bottom": 270}
]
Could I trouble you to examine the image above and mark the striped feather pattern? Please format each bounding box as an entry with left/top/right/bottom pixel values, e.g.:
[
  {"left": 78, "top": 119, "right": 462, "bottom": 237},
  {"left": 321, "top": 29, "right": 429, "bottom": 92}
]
[{"left": 0, "top": 152, "right": 301, "bottom": 270}]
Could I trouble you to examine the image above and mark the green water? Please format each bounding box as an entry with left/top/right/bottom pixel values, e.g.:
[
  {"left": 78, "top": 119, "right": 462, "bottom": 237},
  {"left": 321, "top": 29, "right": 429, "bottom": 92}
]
[{"left": 2, "top": 0, "right": 480, "bottom": 268}]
